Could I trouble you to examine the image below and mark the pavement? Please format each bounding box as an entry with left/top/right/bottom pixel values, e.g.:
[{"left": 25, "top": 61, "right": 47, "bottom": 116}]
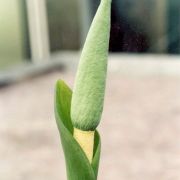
[{"left": 0, "top": 66, "right": 180, "bottom": 180}]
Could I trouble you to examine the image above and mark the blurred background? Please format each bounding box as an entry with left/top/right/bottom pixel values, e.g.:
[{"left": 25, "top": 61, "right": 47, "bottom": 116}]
[{"left": 0, "top": 0, "right": 180, "bottom": 179}]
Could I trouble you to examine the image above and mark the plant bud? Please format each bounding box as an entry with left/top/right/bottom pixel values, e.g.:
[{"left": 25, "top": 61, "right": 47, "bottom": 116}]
[{"left": 71, "top": 0, "right": 112, "bottom": 131}]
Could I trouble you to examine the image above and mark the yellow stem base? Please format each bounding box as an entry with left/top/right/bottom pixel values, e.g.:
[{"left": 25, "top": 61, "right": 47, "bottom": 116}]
[{"left": 73, "top": 128, "right": 95, "bottom": 163}]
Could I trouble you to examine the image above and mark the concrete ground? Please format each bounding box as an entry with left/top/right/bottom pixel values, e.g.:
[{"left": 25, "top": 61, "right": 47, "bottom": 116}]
[{"left": 0, "top": 58, "right": 180, "bottom": 180}]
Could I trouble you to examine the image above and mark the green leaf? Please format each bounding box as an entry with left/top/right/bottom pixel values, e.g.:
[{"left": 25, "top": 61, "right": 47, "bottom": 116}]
[{"left": 55, "top": 80, "right": 101, "bottom": 180}]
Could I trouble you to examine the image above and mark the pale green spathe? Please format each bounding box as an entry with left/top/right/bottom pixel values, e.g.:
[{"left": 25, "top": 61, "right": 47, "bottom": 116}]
[{"left": 71, "top": 0, "right": 112, "bottom": 131}]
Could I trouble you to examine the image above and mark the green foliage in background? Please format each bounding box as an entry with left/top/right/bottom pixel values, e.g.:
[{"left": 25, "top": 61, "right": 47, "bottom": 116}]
[{"left": 55, "top": 80, "right": 101, "bottom": 180}]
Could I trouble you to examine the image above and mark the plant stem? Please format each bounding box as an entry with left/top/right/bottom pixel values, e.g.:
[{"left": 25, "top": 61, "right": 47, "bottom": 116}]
[{"left": 73, "top": 128, "right": 95, "bottom": 163}]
